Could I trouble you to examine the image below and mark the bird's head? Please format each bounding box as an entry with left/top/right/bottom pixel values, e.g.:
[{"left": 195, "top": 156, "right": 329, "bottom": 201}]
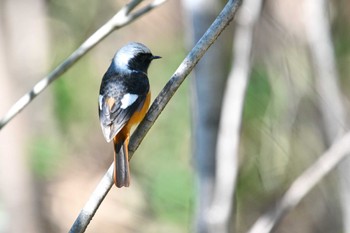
[{"left": 110, "top": 42, "right": 161, "bottom": 74}]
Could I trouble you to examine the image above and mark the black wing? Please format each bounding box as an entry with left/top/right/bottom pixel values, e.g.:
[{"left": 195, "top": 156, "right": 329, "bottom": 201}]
[{"left": 98, "top": 71, "right": 149, "bottom": 142}]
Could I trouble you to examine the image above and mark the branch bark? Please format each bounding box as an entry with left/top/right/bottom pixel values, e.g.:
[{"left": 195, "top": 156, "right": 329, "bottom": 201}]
[
  {"left": 69, "top": 1, "right": 242, "bottom": 232},
  {"left": 247, "top": 131, "right": 350, "bottom": 233},
  {"left": 0, "top": 0, "right": 166, "bottom": 130}
]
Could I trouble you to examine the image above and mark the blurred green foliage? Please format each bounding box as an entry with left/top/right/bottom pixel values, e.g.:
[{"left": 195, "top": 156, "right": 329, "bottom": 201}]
[
  {"left": 29, "top": 136, "right": 64, "bottom": 178},
  {"left": 53, "top": 58, "right": 97, "bottom": 133},
  {"left": 243, "top": 67, "right": 271, "bottom": 121}
]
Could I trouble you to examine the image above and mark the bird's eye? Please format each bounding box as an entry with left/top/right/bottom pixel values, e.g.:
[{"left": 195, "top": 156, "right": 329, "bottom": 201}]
[
  {"left": 128, "top": 53, "right": 152, "bottom": 72},
  {"left": 137, "top": 53, "right": 149, "bottom": 63}
]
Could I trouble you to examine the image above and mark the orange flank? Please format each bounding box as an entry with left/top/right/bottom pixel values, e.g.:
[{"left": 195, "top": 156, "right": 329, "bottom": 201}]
[
  {"left": 126, "top": 92, "right": 151, "bottom": 130},
  {"left": 112, "top": 91, "right": 150, "bottom": 187}
]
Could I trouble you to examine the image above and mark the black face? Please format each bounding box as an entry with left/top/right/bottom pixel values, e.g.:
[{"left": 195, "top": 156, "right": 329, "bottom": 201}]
[{"left": 128, "top": 53, "right": 155, "bottom": 74}]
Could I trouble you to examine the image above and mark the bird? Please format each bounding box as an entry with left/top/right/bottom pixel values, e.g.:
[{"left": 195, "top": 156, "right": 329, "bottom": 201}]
[{"left": 98, "top": 42, "right": 160, "bottom": 188}]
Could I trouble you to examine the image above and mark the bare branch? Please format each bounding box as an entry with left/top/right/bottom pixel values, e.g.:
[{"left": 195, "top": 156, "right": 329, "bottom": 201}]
[
  {"left": 68, "top": 1, "right": 242, "bottom": 232},
  {"left": 0, "top": 0, "right": 166, "bottom": 130},
  {"left": 247, "top": 131, "right": 350, "bottom": 233}
]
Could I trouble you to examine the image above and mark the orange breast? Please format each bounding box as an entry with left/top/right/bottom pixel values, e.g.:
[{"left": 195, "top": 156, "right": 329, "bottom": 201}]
[{"left": 125, "top": 91, "right": 151, "bottom": 131}]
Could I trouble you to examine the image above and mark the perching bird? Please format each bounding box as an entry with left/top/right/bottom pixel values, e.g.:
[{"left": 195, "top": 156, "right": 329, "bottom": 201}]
[{"left": 98, "top": 42, "right": 160, "bottom": 188}]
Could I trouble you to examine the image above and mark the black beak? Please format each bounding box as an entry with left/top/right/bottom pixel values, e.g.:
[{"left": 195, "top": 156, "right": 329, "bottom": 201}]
[{"left": 152, "top": 55, "right": 162, "bottom": 60}]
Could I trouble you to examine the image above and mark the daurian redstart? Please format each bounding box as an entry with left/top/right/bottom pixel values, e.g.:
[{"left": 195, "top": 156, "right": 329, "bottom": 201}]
[{"left": 98, "top": 42, "right": 160, "bottom": 188}]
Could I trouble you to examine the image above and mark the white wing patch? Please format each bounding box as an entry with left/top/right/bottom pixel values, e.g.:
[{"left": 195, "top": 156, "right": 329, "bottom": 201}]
[
  {"left": 120, "top": 93, "right": 138, "bottom": 109},
  {"left": 99, "top": 95, "right": 104, "bottom": 110}
]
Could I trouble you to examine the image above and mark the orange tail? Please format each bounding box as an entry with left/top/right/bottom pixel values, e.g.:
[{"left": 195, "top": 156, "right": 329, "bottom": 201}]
[{"left": 113, "top": 137, "right": 130, "bottom": 188}]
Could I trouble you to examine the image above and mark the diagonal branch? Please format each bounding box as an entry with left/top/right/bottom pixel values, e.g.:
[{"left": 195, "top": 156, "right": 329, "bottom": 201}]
[
  {"left": 247, "top": 131, "right": 350, "bottom": 233},
  {"left": 68, "top": 1, "right": 242, "bottom": 232},
  {"left": 0, "top": 0, "right": 166, "bottom": 130}
]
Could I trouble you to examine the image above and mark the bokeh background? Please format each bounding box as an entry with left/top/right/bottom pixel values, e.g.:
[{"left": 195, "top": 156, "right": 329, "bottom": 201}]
[{"left": 1, "top": 0, "right": 350, "bottom": 233}]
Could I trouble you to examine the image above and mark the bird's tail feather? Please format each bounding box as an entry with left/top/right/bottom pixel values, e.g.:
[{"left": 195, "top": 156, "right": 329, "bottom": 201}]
[{"left": 113, "top": 138, "right": 130, "bottom": 188}]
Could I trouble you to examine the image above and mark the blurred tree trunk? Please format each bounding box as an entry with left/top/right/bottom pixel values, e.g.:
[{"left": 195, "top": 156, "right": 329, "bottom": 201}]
[
  {"left": 0, "top": 29, "right": 39, "bottom": 233},
  {"left": 303, "top": 0, "right": 350, "bottom": 232},
  {"left": 181, "top": 0, "right": 233, "bottom": 232},
  {"left": 0, "top": 0, "right": 49, "bottom": 232},
  {"left": 206, "top": 0, "right": 263, "bottom": 232}
]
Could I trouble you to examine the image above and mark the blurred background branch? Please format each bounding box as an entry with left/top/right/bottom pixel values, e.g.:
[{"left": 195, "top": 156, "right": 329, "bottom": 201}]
[
  {"left": 248, "top": 131, "right": 350, "bottom": 233},
  {"left": 181, "top": 0, "right": 232, "bottom": 232},
  {"left": 303, "top": 0, "right": 350, "bottom": 232},
  {"left": 206, "top": 0, "right": 263, "bottom": 232}
]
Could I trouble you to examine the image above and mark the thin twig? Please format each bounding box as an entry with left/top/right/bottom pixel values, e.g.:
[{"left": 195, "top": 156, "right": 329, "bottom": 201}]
[
  {"left": 68, "top": 1, "right": 242, "bottom": 232},
  {"left": 247, "top": 131, "right": 350, "bottom": 233},
  {"left": 0, "top": 0, "right": 166, "bottom": 130}
]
